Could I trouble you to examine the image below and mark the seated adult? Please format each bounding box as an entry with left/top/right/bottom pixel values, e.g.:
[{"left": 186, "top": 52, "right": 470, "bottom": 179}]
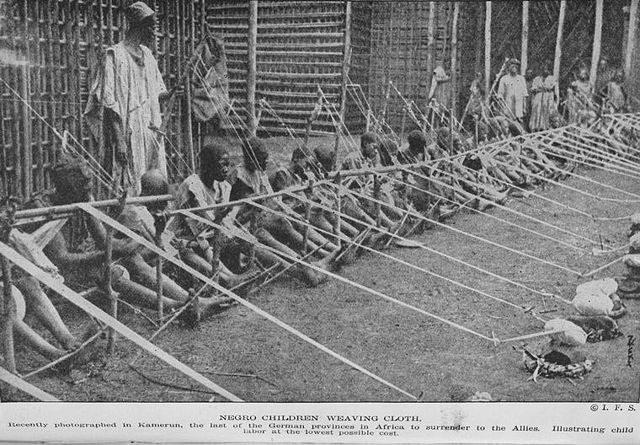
[{"left": 41, "top": 155, "right": 223, "bottom": 319}]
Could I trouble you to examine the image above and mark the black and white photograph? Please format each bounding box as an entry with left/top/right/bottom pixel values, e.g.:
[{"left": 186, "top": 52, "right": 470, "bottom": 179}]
[{"left": 0, "top": 0, "right": 639, "bottom": 429}]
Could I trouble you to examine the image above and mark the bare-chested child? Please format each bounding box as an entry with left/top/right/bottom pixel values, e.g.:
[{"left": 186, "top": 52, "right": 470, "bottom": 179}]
[
  {"left": 39, "top": 155, "right": 224, "bottom": 320},
  {"left": 230, "top": 137, "right": 339, "bottom": 286}
]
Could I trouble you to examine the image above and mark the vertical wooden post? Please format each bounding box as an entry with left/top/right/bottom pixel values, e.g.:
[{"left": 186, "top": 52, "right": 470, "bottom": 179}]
[
  {"left": 400, "top": 107, "right": 407, "bottom": 142},
  {"left": 302, "top": 183, "right": 313, "bottom": 255},
  {"left": 450, "top": 2, "right": 459, "bottom": 118},
  {"left": 20, "top": 64, "right": 32, "bottom": 200},
  {"left": 338, "top": 1, "right": 352, "bottom": 143},
  {"left": 553, "top": 1, "right": 567, "bottom": 98},
  {"left": 484, "top": 1, "right": 492, "bottom": 102},
  {"left": 474, "top": 2, "right": 485, "bottom": 76},
  {"left": 247, "top": 0, "right": 258, "bottom": 136},
  {"left": 0, "top": 209, "right": 16, "bottom": 374},
  {"left": 373, "top": 174, "right": 381, "bottom": 228},
  {"left": 426, "top": 2, "right": 436, "bottom": 108},
  {"left": 626, "top": 0, "right": 639, "bottom": 80},
  {"left": 590, "top": 0, "right": 604, "bottom": 89},
  {"left": 333, "top": 174, "right": 342, "bottom": 249},
  {"left": 381, "top": 81, "right": 391, "bottom": 122},
  {"left": 521, "top": 1, "right": 529, "bottom": 75},
  {"left": 104, "top": 225, "right": 117, "bottom": 354},
  {"left": 153, "top": 214, "right": 165, "bottom": 320}
]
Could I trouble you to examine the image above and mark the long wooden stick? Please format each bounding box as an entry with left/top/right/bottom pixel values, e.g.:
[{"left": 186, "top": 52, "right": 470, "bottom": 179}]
[
  {"left": 154, "top": 215, "right": 165, "bottom": 320},
  {"left": 521, "top": 1, "right": 529, "bottom": 75},
  {"left": 426, "top": 2, "right": 436, "bottom": 108},
  {"left": 0, "top": 367, "right": 58, "bottom": 401},
  {"left": 338, "top": 0, "right": 352, "bottom": 134},
  {"left": 626, "top": 0, "right": 639, "bottom": 79},
  {"left": 104, "top": 224, "right": 116, "bottom": 354},
  {"left": 590, "top": 0, "right": 604, "bottom": 89},
  {"left": 450, "top": 2, "right": 460, "bottom": 118},
  {"left": 247, "top": 0, "right": 258, "bottom": 136},
  {"left": 1, "top": 206, "right": 17, "bottom": 374},
  {"left": 484, "top": 1, "right": 492, "bottom": 102},
  {"left": 1, "top": 252, "right": 16, "bottom": 374},
  {"left": 553, "top": 1, "right": 567, "bottom": 98}
]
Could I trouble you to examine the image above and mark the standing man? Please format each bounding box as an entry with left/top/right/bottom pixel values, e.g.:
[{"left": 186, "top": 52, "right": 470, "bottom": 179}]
[
  {"left": 85, "top": 1, "right": 168, "bottom": 194},
  {"left": 497, "top": 58, "right": 528, "bottom": 125}
]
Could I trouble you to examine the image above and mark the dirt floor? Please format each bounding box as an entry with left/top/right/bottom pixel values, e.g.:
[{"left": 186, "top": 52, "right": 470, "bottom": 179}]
[{"left": 5, "top": 136, "right": 640, "bottom": 402}]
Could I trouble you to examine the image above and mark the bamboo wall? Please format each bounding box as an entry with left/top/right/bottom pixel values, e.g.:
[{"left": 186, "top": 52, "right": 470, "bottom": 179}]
[
  {"left": 207, "top": 1, "right": 356, "bottom": 136},
  {"left": 0, "top": 0, "right": 207, "bottom": 201},
  {"left": 368, "top": 2, "right": 455, "bottom": 131}
]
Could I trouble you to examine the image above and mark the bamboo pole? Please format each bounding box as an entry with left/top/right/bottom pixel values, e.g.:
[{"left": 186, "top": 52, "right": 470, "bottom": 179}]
[
  {"left": 247, "top": 0, "right": 258, "bottom": 136},
  {"left": 20, "top": 64, "right": 31, "bottom": 200},
  {"left": 184, "top": 0, "right": 195, "bottom": 174},
  {"left": 337, "top": 1, "right": 352, "bottom": 143},
  {"left": 0, "top": 205, "right": 17, "bottom": 374},
  {"left": 153, "top": 214, "right": 164, "bottom": 320},
  {"left": 1, "top": 245, "right": 16, "bottom": 374},
  {"left": 426, "top": 2, "right": 436, "bottom": 108},
  {"left": 626, "top": 0, "right": 639, "bottom": 80},
  {"left": 373, "top": 175, "right": 381, "bottom": 227},
  {"left": 484, "top": 1, "right": 492, "bottom": 102},
  {"left": 450, "top": 2, "right": 459, "bottom": 118},
  {"left": 553, "top": 1, "right": 567, "bottom": 98},
  {"left": 590, "top": 0, "right": 604, "bottom": 89},
  {"left": 521, "top": 1, "right": 529, "bottom": 75},
  {"left": 333, "top": 174, "right": 342, "bottom": 249},
  {"left": 474, "top": 2, "right": 485, "bottom": 76},
  {"left": 104, "top": 224, "right": 117, "bottom": 354},
  {"left": 302, "top": 183, "right": 313, "bottom": 254}
]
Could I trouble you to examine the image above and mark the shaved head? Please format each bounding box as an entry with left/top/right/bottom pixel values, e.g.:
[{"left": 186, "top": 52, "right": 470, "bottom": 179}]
[
  {"left": 141, "top": 169, "right": 168, "bottom": 196},
  {"left": 140, "top": 169, "right": 169, "bottom": 211}
]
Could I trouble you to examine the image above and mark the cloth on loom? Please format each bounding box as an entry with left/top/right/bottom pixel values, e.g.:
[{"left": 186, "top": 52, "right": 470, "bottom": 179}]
[
  {"left": 84, "top": 42, "right": 167, "bottom": 194},
  {"left": 191, "top": 35, "right": 229, "bottom": 122}
]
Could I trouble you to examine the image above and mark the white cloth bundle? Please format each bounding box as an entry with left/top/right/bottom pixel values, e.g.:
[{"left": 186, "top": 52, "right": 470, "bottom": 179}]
[
  {"left": 572, "top": 278, "right": 617, "bottom": 316},
  {"left": 544, "top": 318, "right": 587, "bottom": 346},
  {"left": 624, "top": 254, "right": 640, "bottom": 269}
]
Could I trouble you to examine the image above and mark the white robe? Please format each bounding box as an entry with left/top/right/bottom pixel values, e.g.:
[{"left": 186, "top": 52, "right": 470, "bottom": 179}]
[
  {"left": 85, "top": 42, "right": 167, "bottom": 194},
  {"left": 497, "top": 74, "right": 528, "bottom": 120}
]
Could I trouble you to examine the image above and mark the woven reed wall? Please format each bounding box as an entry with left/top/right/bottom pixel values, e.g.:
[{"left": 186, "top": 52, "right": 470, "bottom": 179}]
[
  {"left": 368, "top": 2, "right": 457, "bottom": 132},
  {"left": 0, "top": 0, "right": 207, "bottom": 201},
  {"left": 207, "top": 1, "right": 359, "bottom": 136}
]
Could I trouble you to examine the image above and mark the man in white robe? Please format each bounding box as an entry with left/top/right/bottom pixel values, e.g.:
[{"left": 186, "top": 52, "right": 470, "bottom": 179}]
[
  {"left": 84, "top": 1, "right": 167, "bottom": 194},
  {"left": 497, "top": 58, "right": 528, "bottom": 123}
]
